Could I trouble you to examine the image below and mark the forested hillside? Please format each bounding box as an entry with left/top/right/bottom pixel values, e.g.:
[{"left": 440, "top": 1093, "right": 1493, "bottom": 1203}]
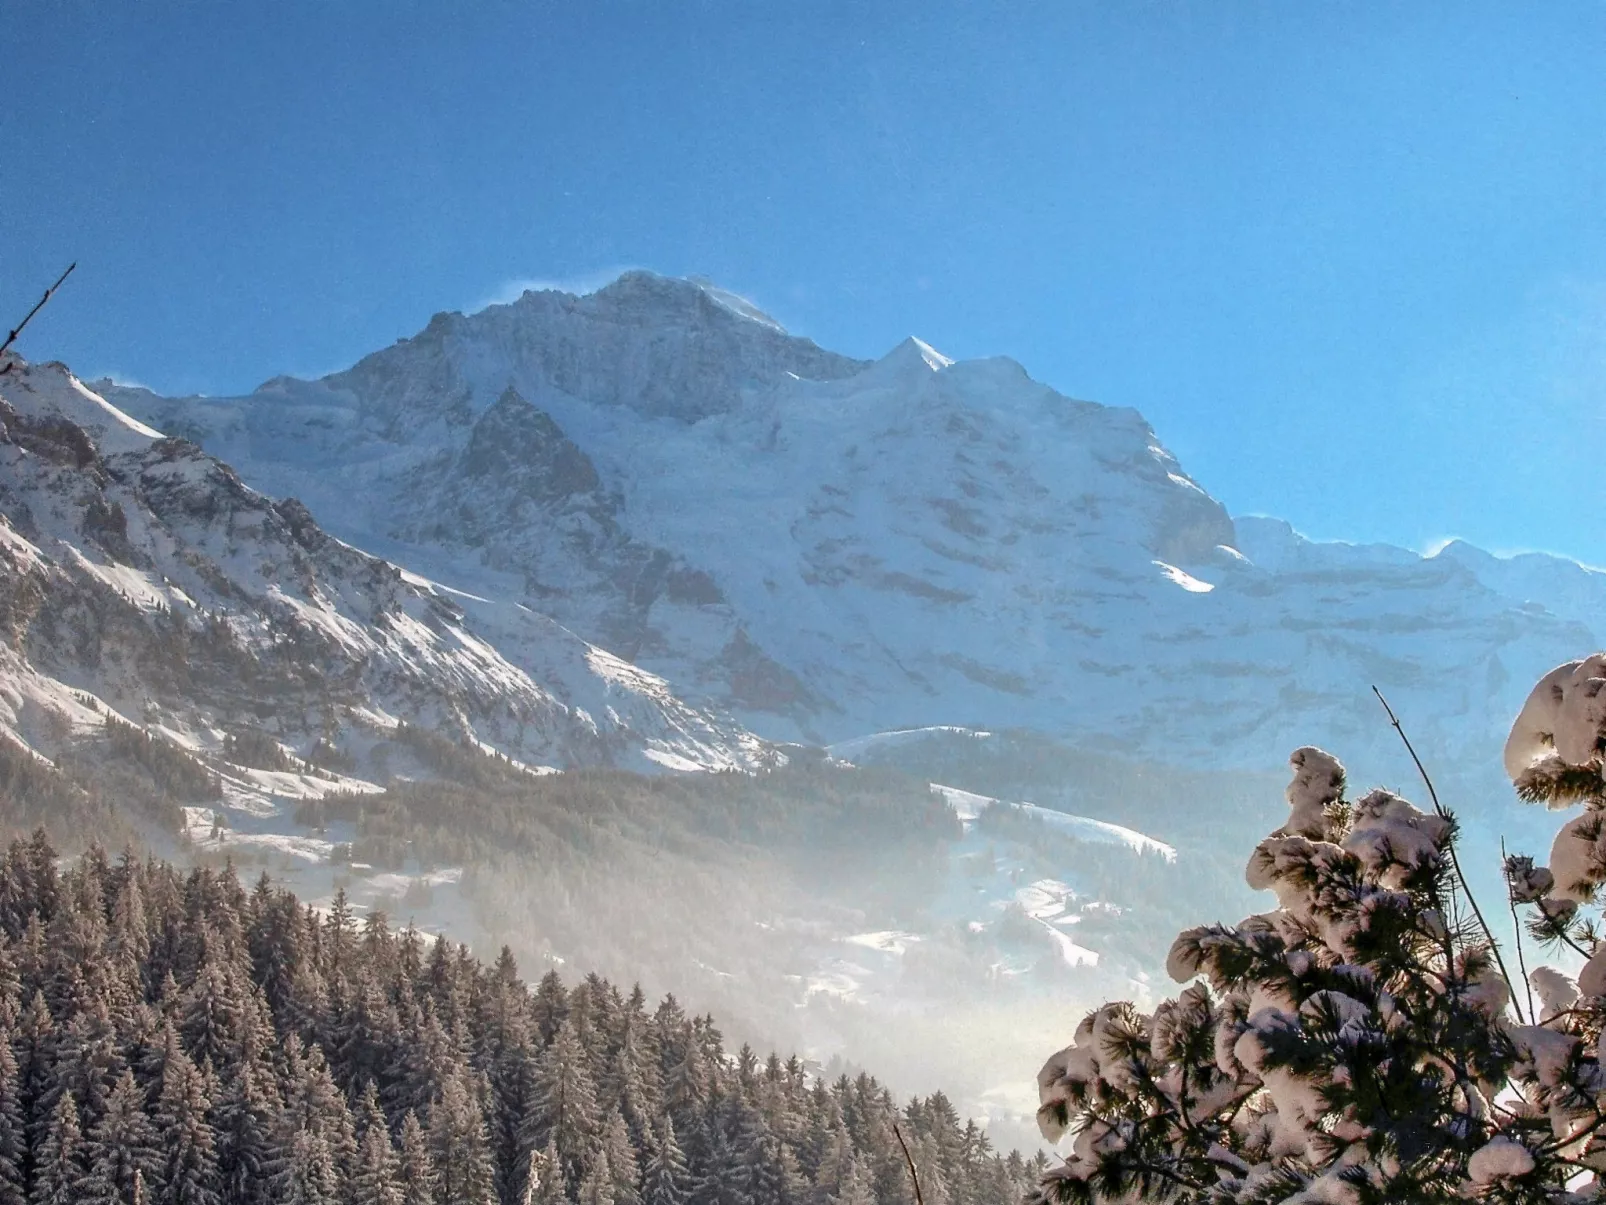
[{"left": 0, "top": 833, "right": 1043, "bottom": 1204}]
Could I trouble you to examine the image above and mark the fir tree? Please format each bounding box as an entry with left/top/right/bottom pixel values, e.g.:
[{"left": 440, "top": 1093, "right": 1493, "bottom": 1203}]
[
  {"left": 154, "top": 1043, "right": 220, "bottom": 1205},
  {"left": 28, "top": 1093, "right": 84, "bottom": 1205},
  {"left": 1033, "top": 674, "right": 1606, "bottom": 1204},
  {"left": 598, "top": 1113, "right": 639, "bottom": 1205},
  {"left": 47, "top": 998, "right": 124, "bottom": 1123},
  {"left": 82, "top": 1071, "right": 162, "bottom": 1205},
  {"left": 0, "top": 1039, "right": 26, "bottom": 1205},
  {"left": 694, "top": 1122, "right": 743, "bottom": 1205},
  {"left": 211, "top": 1063, "right": 285, "bottom": 1205},
  {"left": 382, "top": 1005, "right": 455, "bottom": 1124},
  {"left": 324, "top": 890, "right": 356, "bottom": 977},
  {"left": 736, "top": 1132, "right": 783, "bottom": 1205},
  {"left": 179, "top": 959, "right": 245, "bottom": 1076},
  {"left": 352, "top": 1118, "right": 403, "bottom": 1205},
  {"left": 483, "top": 981, "right": 536, "bottom": 1205},
  {"left": 351, "top": 1082, "right": 402, "bottom": 1205},
  {"left": 284, "top": 1131, "right": 341, "bottom": 1205},
  {"left": 603, "top": 1017, "right": 657, "bottom": 1146},
  {"left": 530, "top": 973, "right": 568, "bottom": 1046},
  {"left": 522, "top": 1021, "right": 601, "bottom": 1187},
  {"left": 828, "top": 1156, "right": 875, "bottom": 1205},
  {"left": 395, "top": 1112, "right": 435, "bottom": 1205},
  {"left": 281, "top": 1039, "right": 356, "bottom": 1185},
  {"left": 427, "top": 1069, "right": 496, "bottom": 1205},
  {"left": 576, "top": 1148, "right": 614, "bottom": 1205},
  {"left": 640, "top": 1116, "right": 688, "bottom": 1205}
]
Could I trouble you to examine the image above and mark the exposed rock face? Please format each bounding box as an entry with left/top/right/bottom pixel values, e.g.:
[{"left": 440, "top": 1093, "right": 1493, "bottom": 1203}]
[
  {"left": 97, "top": 272, "right": 1606, "bottom": 773},
  {"left": 0, "top": 356, "right": 773, "bottom": 806}
]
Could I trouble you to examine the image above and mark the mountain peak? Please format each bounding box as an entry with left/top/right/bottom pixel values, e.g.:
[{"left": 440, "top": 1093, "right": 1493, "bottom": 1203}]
[
  {"left": 900, "top": 336, "right": 955, "bottom": 371},
  {"left": 331, "top": 269, "right": 868, "bottom": 424},
  {"left": 0, "top": 357, "right": 164, "bottom": 455},
  {"left": 865, "top": 336, "right": 955, "bottom": 382},
  {"left": 685, "top": 276, "right": 788, "bottom": 332},
  {"left": 574, "top": 270, "right": 787, "bottom": 332}
]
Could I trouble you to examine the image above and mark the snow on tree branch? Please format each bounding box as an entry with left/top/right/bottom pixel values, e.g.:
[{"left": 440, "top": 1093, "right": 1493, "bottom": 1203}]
[{"left": 1033, "top": 653, "right": 1606, "bottom": 1204}]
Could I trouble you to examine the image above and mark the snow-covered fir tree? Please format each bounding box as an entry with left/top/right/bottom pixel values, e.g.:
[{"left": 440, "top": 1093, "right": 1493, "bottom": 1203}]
[
  {"left": 395, "top": 1112, "right": 435, "bottom": 1205},
  {"left": 639, "top": 1117, "right": 687, "bottom": 1205},
  {"left": 0, "top": 1041, "right": 26, "bottom": 1205},
  {"left": 426, "top": 1068, "right": 497, "bottom": 1205},
  {"left": 28, "top": 1093, "right": 83, "bottom": 1205},
  {"left": 351, "top": 1083, "right": 402, "bottom": 1205},
  {"left": 1035, "top": 654, "right": 1606, "bottom": 1204},
  {"left": 83, "top": 1070, "right": 161, "bottom": 1205}
]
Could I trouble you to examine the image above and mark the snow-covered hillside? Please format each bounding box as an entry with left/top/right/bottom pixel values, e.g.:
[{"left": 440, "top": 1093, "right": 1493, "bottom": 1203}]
[
  {"left": 0, "top": 355, "right": 773, "bottom": 827},
  {"left": 96, "top": 271, "right": 1606, "bottom": 781}
]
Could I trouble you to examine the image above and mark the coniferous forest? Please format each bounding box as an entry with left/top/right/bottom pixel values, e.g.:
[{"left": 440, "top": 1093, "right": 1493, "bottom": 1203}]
[{"left": 0, "top": 831, "right": 1047, "bottom": 1205}]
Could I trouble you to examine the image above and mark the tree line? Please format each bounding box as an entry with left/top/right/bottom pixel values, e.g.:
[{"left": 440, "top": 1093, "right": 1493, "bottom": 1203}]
[{"left": 0, "top": 832, "right": 1043, "bottom": 1204}]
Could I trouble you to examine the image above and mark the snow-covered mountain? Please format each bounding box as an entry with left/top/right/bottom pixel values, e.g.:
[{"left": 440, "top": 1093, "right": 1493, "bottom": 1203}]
[
  {"left": 0, "top": 355, "right": 773, "bottom": 822},
  {"left": 97, "top": 271, "right": 1604, "bottom": 784}
]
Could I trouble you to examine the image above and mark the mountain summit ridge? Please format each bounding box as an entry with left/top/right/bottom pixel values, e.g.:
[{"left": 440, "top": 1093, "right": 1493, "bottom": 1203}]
[{"left": 90, "top": 270, "right": 1606, "bottom": 774}]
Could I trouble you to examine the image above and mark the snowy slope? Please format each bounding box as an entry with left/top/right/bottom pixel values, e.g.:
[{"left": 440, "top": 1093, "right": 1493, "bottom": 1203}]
[
  {"left": 97, "top": 271, "right": 1606, "bottom": 778},
  {"left": 0, "top": 355, "right": 774, "bottom": 825},
  {"left": 929, "top": 783, "right": 1176, "bottom": 861}
]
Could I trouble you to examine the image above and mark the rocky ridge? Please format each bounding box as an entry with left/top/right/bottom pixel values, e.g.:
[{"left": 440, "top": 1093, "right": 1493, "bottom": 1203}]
[{"left": 0, "top": 354, "right": 774, "bottom": 828}]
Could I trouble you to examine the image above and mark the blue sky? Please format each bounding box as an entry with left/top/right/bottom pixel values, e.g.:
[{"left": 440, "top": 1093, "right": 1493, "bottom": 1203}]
[{"left": 5, "top": 2, "right": 1606, "bottom": 562}]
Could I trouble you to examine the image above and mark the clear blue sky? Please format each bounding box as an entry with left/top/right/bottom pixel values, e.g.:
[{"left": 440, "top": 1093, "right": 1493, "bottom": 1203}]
[{"left": 6, "top": 2, "right": 1606, "bottom": 563}]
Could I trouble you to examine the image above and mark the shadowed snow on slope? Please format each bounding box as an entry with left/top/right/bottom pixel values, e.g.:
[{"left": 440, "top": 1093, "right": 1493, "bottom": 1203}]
[{"left": 0, "top": 357, "right": 774, "bottom": 822}]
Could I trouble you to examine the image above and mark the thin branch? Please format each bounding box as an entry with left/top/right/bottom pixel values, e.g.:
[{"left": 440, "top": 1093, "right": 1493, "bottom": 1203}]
[
  {"left": 1537, "top": 1005, "right": 1595, "bottom": 1029},
  {"left": 1525, "top": 905, "right": 1598, "bottom": 962},
  {"left": 1538, "top": 1107, "right": 1606, "bottom": 1156},
  {"left": 1502, "top": 837, "right": 1536, "bottom": 1022},
  {"left": 891, "top": 1119, "right": 925, "bottom": 1205},
  {"left": 1373, "top": 686, "right": 1525, "bottom": 1024},
  {"left": 1121, "top": 1157, "right": 1209, "bottom": 1194},
  {"left": 0, "top": 263, "right": 76, "bottom": 372}
]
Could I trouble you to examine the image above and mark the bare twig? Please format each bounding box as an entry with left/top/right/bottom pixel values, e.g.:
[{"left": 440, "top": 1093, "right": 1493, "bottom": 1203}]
[
  {"left": 1373, "top": 686, "right": 1525, "bottom": 1023},
  {"left": 1502, "top": 836, "right": 1536, "bottom": 1021},
  {"left": 0, "top": 263, "right": 76, "bottom": 373},
  {"left": 891, "top": 1119, "right": 925, "bottom": 1205}
]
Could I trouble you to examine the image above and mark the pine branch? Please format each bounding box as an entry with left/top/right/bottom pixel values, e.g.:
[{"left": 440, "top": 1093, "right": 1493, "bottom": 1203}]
[
  {"left": 1373, "top": 686, "right": 1525, "bottom": 1024},
  {"left": 0, "top": 263, "right": 76, "bottom": 372},
  {"left": 1514, "top": 758, "right": 1606, "bottom": 807}
]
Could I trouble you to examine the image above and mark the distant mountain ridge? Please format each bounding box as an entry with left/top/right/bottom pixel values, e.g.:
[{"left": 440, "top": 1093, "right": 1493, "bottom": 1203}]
[{"left": 86, "top": 270, "right": 1604, "bottom": 781}]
